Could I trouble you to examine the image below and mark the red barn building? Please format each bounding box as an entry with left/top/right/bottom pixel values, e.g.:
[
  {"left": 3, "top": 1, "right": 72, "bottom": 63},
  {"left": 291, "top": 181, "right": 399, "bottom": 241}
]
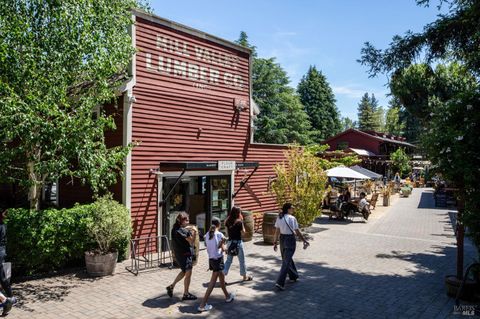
[
  {"left": 322, "top": 128, "right": 416, "bottom": 177},
  {"left": 56, "top": 10, "right": 288, "bottom": 242}
]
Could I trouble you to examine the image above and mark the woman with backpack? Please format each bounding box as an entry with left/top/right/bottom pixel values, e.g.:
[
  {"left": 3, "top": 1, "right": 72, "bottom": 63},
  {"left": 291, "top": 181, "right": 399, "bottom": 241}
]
[{"left": 223, "top": 206, "right": 253, "bottom": 282}]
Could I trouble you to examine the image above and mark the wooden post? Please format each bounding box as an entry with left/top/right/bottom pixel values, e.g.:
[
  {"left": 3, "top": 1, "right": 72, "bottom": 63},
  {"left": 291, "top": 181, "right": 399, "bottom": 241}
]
[{"left": 456, "top": 195, "right": 465, "bottom": 279}]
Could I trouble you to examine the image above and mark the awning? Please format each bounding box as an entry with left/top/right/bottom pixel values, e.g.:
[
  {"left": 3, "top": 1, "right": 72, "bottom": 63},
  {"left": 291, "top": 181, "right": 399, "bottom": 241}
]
[
  {"left": 159, "top": 161, "right": 258, "bottom": 171},
  {"left": 350, "top": 165, "right": 383, "bottom": 180},
  {"left": 158, "top": 161, "right": 259, "bottom": 206},
  {"left": 326, "top": 166, "right": 370, "bottom": 179}
]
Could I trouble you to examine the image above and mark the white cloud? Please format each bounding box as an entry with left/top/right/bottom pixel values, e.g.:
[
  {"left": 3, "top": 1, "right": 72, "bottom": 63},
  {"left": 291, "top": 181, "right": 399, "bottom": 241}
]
[{"left": 332, "top": 85, "right": 388, "bottom": 100}]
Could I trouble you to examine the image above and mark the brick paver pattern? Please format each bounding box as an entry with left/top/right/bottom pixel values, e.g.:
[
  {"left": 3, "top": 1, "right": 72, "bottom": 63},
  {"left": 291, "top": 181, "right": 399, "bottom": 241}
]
[{"left": 8, "top": 189, "right": 478, "bottom": 318}]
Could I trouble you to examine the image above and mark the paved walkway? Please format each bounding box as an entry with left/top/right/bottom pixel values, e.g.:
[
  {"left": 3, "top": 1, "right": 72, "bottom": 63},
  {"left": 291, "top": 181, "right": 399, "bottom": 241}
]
[{"left": 8, "top": 188, "right": 479, "bottom": 318}]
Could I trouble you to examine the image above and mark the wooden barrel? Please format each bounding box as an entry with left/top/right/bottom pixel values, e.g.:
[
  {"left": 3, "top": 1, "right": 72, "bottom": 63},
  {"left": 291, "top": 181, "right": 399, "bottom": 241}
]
[
  {"left": 262, "top": 212, "right": 278, "bottom": 244},
  {"left": 241, "top": 211, "right": 254, "bottom": 242},
  {"left": 185, "top": 225, "right": 200, "bottom": 266}
]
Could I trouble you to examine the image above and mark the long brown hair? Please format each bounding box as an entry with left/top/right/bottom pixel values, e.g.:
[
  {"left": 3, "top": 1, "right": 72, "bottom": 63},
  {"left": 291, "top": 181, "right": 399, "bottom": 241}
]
[{"left": 225, "top": 206, "right": 242, "bottom": 227}]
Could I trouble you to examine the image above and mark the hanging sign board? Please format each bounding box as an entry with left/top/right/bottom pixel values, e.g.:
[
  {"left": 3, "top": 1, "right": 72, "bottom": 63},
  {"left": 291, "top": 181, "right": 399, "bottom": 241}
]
[{"left": 218, "top": 161, "right": 236, "bottom": 171}]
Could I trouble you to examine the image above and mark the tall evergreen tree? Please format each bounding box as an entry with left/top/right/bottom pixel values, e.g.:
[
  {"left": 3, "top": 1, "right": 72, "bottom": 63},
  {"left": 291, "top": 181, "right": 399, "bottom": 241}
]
[
  {"left": 384, "top": 98, "right": 405, "bottom": 136},
  {"left": 297, "top": 66, "right": 341, "bottom": 142},
  {"left": 370, "top": 94, "right": 384, "bottom": 131},
  {"left": 236, "top": 33, "right": 311, "bottom": 144},
  {"left": 357, "top": 93, "right": 376, "bottom": 131}
]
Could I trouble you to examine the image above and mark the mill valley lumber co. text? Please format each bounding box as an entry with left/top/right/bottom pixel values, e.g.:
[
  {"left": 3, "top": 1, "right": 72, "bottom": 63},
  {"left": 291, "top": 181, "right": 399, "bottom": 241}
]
[{"left": 145, "top": 34, "right": 246, "bottom": 91}]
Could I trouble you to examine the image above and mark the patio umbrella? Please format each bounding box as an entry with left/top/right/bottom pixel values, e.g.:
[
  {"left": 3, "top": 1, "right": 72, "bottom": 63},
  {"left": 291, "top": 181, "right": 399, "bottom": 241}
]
[
  {"left": 326, "top": 166, "right": 370, "bottom": 196},
  {"left": 326, "top": 166, "right": 370, "bottom": 179},
  {"left": 350, "top": 165, "right": 383, "bottom": 180}
]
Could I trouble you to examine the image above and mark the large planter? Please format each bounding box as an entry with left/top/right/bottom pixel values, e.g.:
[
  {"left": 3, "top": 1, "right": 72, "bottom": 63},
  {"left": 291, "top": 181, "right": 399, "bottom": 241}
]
[
  {"left": 85, "top": 251, "right": 118, "bottom": 276},
  {"left": 445, "top": 275, "right": 476, "bottom": 300},
  {"left": 241, "top": 211, "right": 254, "bottom": 242},
  {"left": 262, "top": 212, "right": 278, "bottom": 244},
  {"left": 382, "top": 195, "right": 390, "bottom": 207}
]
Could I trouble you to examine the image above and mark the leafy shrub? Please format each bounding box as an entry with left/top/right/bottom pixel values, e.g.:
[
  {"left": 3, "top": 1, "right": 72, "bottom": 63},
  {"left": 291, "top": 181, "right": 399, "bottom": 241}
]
[
  {"left": 86, "top": 195, "right": 132, "bottom": 254},
  {"left": 270, "top": 147, "right": 328, "bottom": 226},
  {"left": 5, "top": 197, "right": 131, "bottom": 275},
  {"left": 5, "top": 205, "right": 96, "bottom": 275}
]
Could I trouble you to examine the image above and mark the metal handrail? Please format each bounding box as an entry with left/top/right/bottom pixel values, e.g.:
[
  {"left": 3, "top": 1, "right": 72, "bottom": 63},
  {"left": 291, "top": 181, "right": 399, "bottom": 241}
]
[{"left": 125, "top": 235, "right": 174, "bottom": 275}]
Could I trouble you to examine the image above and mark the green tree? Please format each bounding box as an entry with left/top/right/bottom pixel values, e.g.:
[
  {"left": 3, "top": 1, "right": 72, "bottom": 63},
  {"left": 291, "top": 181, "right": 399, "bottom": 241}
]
[
  {"left": 357, "top": 93, "right": 376, "bottom": 131},
  {"left": 390, "top": 148, "right": 411, "bottom": 177},
  {"left": 341, "top": 117, "right": 356, "bottom": 131},
  {"left": 270, "top": 146, "right": 328, "bottom": 226},
  {"left": 384, "top": 99, "right": 405, "bottom": 136},
  {"left": 0, "top": 0, "right": 140, "bottom": 210},
  {"left": 368, "top": 94, "right": 385, "bottom": 132},
  {"left": 297, "top": 66, "right": 341, "bottom": 142},
  {"left": 236, "top": 33, "right": 311, "bottom": 145}
]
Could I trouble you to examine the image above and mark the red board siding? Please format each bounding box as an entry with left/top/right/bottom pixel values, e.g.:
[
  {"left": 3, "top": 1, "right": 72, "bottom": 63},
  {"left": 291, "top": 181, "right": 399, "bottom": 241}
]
[
  {"left": 59, "top": 98, "right": 124, "bottom": 207},
  {"left": 131, "top": 18, "right": 252, "bottom": 240},
  {"left": 234, "top": 144, "right": 287, "bottom": 213},
  {"left": 326, "top": 131, "right": 380, "bottom": 154}
]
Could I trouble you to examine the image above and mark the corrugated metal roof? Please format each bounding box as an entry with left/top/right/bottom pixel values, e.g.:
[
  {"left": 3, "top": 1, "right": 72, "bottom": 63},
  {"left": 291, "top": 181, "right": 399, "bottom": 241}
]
[{"left": 348, "top": 148, "right": 377, "bottom": 157}]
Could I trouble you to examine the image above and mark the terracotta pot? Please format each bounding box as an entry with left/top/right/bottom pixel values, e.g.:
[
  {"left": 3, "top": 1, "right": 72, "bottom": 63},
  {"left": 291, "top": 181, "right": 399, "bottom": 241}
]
[{"left": 85, "top": 251, "right": 118, "bottom": 277}]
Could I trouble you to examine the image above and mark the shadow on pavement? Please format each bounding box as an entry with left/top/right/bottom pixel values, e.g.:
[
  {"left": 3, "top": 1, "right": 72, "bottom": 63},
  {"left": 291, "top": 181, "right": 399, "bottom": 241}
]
[{"left": 13, "top": 270, "right": 100, "bottom": 312}]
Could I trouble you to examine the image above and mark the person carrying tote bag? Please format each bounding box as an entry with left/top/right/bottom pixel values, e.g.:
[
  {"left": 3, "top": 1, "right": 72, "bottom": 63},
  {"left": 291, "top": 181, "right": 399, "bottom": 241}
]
[
  {"left": 223, "top": 206, "right": 253, "bottom": 282},
  {"left": 272, "top": 203, "right": 309, "bottom": 291}
]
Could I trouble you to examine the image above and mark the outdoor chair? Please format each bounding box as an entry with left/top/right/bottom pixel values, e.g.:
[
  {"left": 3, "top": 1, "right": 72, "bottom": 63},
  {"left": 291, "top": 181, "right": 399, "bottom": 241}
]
[{"left": 368, "top": 193, "right": 379, "bottom": 210}]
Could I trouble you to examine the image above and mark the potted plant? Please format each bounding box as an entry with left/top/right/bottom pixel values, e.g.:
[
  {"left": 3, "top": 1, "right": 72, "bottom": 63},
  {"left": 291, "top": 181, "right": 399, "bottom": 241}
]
[
  {"left": 364, "top": 179, "right": 373, "bottom": 195},
  {"left": 382, "top": 186, "right": 391, "bottom": 207},
  {"left": 85, "top": 195, "right": 132, "bottom": 276}
]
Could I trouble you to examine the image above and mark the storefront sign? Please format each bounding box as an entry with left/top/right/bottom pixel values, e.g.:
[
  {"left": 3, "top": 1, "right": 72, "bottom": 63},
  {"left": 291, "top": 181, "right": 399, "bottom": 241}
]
[
  {"left": 144, "top": 34, "right": 245, "bottom": 91},
  {"left": 218, "top": 161, "right": 236, "bottom": 171}
]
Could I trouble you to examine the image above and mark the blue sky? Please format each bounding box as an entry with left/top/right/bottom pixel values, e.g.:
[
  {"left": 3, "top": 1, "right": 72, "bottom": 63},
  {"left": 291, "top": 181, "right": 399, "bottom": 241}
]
[{"left": 149, "top": 1, "right": 444, "bottom": 121}]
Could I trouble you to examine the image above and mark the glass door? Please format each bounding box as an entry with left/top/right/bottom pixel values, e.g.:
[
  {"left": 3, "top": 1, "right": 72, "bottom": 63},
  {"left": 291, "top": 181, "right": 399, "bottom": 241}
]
[{"left": 208, "top": 176, "right": 231, "bottom": 234}]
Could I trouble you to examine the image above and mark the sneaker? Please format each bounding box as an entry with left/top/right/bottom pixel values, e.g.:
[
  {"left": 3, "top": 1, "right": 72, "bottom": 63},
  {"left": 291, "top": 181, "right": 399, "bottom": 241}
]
[
  {"left": 288, "top": 277, "right": 298, "bottom": 282},
  {"left": 166, "top": 285, "right": 173, "bottom": 298},
  {"left": 2, "top": 297, "right": 16, "bottom": 316},
  {"left": 197, "top": 304, "right": 213, "bottom": 312},
  {"left": 225, "top": 292, "right": 235, "bottom": 303},
  {"left": 275, "top": 283, "right": 285, "bottom": 291}
]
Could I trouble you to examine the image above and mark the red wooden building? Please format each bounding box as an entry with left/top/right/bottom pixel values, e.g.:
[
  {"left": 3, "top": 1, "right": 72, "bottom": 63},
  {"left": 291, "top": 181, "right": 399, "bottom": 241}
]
[
  {"left": 322, "top": 128, "right": 416, "bottom": 177},
  {"left": 58, "top": 10, "right": 287, "bottom": 241}
]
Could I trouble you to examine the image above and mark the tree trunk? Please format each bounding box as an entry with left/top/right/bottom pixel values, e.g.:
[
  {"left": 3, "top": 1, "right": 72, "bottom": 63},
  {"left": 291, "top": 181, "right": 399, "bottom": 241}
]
[{"left": 27, "top": 161, "right": 41, "bottom": 211}]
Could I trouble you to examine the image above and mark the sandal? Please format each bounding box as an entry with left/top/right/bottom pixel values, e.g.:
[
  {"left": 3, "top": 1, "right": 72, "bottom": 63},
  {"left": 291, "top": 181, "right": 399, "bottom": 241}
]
[
  {"left": 243, "top": 275, "right": 253, "bottom": 281},
  {"left": 166, "top": 285, "right": 173, "bottom": 298},
  {"left": 182, "top": 293, "right": 197, "bottom": 301}
]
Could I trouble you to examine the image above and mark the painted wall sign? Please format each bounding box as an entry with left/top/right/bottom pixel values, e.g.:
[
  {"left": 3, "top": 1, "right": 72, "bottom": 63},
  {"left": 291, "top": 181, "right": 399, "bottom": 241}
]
[
  {"left": 144, "top": 34, "right": 246, "bottom": 91},
  {"left": 218, "top": 161, "right": 236, "bottom": 171}
]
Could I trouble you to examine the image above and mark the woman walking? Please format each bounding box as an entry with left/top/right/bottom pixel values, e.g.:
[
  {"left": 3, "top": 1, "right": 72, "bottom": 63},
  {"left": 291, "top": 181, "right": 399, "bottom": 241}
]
[
  {"left": 273, "top": 203, "right": 309, "bottom": 291},
  {"left": 166, "top": 212, "right": 197, "bottom": 301},
  {"left": 223, "top": 206, "right": 253, "bottom": 282},
  {"left": 198, "top": 218, "right": 234, "bottom": 312}
]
